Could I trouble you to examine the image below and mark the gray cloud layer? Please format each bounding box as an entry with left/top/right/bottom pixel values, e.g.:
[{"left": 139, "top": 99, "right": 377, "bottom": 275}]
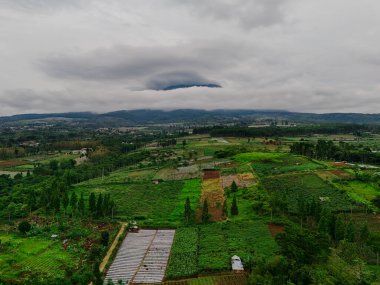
[{"left": 1, "top": 0, "right": 380, "bottom": 115}]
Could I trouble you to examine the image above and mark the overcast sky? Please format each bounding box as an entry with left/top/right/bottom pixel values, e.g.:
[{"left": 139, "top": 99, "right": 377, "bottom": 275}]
[{"left": 1, "top": 0, "right": 380, "bottom": 115}]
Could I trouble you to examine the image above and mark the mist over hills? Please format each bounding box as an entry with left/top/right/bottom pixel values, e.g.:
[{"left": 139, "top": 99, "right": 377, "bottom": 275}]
[{"left": 1, "top": 109, "right": 380, "bottom": 126}]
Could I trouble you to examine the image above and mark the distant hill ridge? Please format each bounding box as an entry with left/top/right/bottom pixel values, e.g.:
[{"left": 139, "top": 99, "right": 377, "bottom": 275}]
[{"left": 1, "top": 109, "right": 380, "bottom": 125}]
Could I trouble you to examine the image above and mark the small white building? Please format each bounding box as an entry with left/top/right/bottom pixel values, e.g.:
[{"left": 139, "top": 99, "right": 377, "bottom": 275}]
[{"left": 231, "top": 255, "right": 244, "bottom": 271}]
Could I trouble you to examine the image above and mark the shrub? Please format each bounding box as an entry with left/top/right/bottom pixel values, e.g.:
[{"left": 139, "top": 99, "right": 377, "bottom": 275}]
[
  {"left": 18, "top": 221, "right": 31, "bottom": 234},
  {"left": 101, "top": 231, "right": 110, "bottom": 246}
]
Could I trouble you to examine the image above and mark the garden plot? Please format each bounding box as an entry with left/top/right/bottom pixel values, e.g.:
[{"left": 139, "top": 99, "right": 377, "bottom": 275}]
[
  {"left": 221, "top": 173, "right": 256, "bottom": 188},
  {"left": 104, "top": 229, "right": 175, "bottom": 285},
  {"left": 154, "top": 165, "right": 200, "bottom": 181},
  {"left": 198, "top": 171, "right": 225, "bottom": 222}
]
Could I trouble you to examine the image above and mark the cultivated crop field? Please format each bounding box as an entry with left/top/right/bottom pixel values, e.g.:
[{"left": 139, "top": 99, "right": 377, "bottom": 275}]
[
  {"left": 154, "top": 165, "right": 200, "bottom": 181},
  {"left": 161, "top": 274, "right": 248, "bottom": 285},
  {"left": 198, "top": 220, "right": 277, "bottom": 272},
  {"left": 262, "top": 173, "right": 356, "bottom": 213},
  {"left": 169, "top": 179, "right": 202, "bottom": 225},
  {"left": 78, "top": 167, "right": 158, "bottom": 185},
  {"left": 198, "top": 174, "right": 225, "bottom": 222},
  {"left": 166, "top": 227, "right": 199, "bottom": 279},
  {"left": 74, "top": 180, "right": 184, "bottom": 225},
  {"left": 234, "top": 152, "right": 325, "bottom": 176},
  {"left": 166, "top": 220, "right": 277, "bottom": 276},
  {"left": 0, "top": 233, "right": 76, "bottom": 281},
  {"left": 221, "top": 173, "right": 256, "bottom": 188}
]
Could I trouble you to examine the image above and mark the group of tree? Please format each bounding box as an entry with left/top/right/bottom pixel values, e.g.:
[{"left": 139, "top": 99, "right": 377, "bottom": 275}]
[
  {"left": 88, "top": 192, "right": 116, "bottom": 219},
  {"left": 158, "top": 138, "right": 177, "bottom": 147},
  {"left": 291, "top": 139, "right": 380, "bottom": 164},
  {"left": 193, "top": 124, "right": 373, "bottom": 138},
  {"left": 202, "top": 199, "right": 210, "bottom": 223},
  {"left": 184, "top": 197, "right": 192, "bottom": 224}
]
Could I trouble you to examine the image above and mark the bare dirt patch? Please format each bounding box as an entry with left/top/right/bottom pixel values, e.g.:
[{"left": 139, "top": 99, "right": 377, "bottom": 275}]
[
  {"left": 221, "top": 173, "right": 256, "bottom": 188},
  {"left": 197, "top": 174, "right": 225, "bottom": 222},
  {"left": 268, "top": 223, "right": 285, "bottom": 237},
  {"left": 330, "top": 169, "right": 351, "bottom": 178}
]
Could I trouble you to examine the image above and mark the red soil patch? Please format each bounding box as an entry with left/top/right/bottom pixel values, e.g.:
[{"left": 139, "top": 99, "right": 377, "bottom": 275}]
[
  {"left": 268, "top": 223, "right": 285, "bottom": 237},
  {"left": 0, "top": 160, "right": 26, "bottom": 168},
  {"left": 330, "top": 169, "right": 351, "bottom": 178},
  {"left": 203, "top": 170, "right": 220, "bottom": 180},
  {"left": 197, "top": 177, "right": 225, "bottom": 222}
]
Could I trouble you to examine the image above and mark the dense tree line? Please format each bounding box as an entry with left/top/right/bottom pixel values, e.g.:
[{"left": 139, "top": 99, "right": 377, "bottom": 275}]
[
  {"left": 290, "top": 139, "right": 380, "bottom": 164},
  {"left": 194, "top": 124, "right": 375, "bottom": 138}
]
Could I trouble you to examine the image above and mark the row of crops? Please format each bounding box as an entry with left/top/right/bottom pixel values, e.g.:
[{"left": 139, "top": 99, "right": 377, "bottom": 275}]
[
  {"left": 233, "top": 152, "right": 325, "bottom": 176},
  {"left": 162, "top": 274, "right": 248, "bottom": 285},
  {"left": 166, "top": 228, "right": 199, "bottom": 279},
  {"left": 262, "top": 173, "right": 358, "bottom": 212},
  {"left": 165, "top": 220, "right": 277, "bottom": 277},
  {"left": 0, "top": 235, "right": 75, "bottom": 280},
  {"left": 20, "top": 247, "right": 74, "bottom": 276},
  {"left": 198, "top": 221, "right": 278, "bottom": 271}
]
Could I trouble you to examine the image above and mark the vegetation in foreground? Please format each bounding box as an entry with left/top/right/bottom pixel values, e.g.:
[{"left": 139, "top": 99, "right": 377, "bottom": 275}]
[{"left": 1, "top": 122, "right": 380, "bottom": 284}]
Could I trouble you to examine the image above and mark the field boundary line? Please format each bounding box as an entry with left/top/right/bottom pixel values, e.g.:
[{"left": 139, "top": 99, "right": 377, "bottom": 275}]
[
  {"left": 99, "top": 222, "right": 127, "bottom": 273},
  {"left": 129, "top": 229, "right": 158, "bottom": 284}
]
